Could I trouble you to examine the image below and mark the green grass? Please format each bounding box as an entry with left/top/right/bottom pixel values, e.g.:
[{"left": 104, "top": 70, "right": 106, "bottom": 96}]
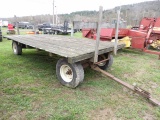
[{"left": 0, "top": 29, "right": 160, "bottom": 120}]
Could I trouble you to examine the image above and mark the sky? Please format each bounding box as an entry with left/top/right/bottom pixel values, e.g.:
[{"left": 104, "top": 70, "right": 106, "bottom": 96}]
[{"left": 0, "top": 0, "right": 155, "bottom": 18}]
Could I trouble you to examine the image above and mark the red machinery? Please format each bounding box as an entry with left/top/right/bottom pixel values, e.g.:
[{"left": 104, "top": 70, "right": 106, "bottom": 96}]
[
  {"left": 82, "top": 17, "right": 160, "bottom": 58},
  {"left": 82, "top": 28, "right": 129, "bottom": 41},
  {"left": 129, "top": 17, "right": 160, "bottom": 55},
  {"left": 7, "top": 24, "right": 15, "bottom": 34}
]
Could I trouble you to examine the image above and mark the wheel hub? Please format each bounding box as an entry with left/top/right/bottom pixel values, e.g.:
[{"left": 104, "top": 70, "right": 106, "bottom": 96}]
[
  {"left": 60, "top": 65, "right": 73, "bottom": 82},
  {"left": 98, "top": 55, "right": 107, "bottom": 67}
]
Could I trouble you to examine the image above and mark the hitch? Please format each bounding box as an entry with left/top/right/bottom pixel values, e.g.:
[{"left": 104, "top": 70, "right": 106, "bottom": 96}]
[{"left": 91, "top": 65, "right": 160, "bottom": 107}]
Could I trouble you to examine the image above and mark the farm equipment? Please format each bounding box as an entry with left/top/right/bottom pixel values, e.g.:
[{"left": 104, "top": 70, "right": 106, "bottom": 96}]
[
  {"left": 151, "top": 39, "right": 160, "bottom": 50},
  {"left": 82, "top": 17, "right": 160, "bottom": 58},
  {"left": 130, "top": 17, "right": 160, "bottom": 50},
  {"left": 7, "top": 24, "right": 15, "bottom": 35}
]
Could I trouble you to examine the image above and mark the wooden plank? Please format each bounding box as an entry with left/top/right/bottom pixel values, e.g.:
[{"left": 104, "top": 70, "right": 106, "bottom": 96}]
[
  {"left": 7, "top": 35, "right": 124, "bottom": 50},
  {"left": 69, "top": 44, "right": 124, "bottom": 63},
  {"left": 114, "top": 9, "right": 121, "bottom": 55},
  {"left": 9, "top": 35, "right": 119, "bottom": 53},
  {"left": 9, "top": 36, "right": 77, "bottom": 57},
  {"left": 14, "top": 15, "right": 20, "bottom": 35},
  {"left": 12, "top": 35, "right": 98, "bottom": 57},
  {"left": 28, "top": 34, "right": 114, "bottom": 48},
  {"left": 6, "top": 35, "right": 125, "bottom": 63},
  {"left": 22, "top": 35, "right": 98, "bottom": 53},
  {"left": 29, "top": 35, "right": 115, "bottom": 51},
  {"left": 29, "top": 35, "right": 118, "bottom": 51},
  {"left": 94, "top": 6, "right": 103, "bottom": 63}
]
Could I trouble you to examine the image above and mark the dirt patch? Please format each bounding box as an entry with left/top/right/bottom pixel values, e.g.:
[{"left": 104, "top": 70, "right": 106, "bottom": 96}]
[
  {"left": 149, "top": 81, "right": 159, "bottom": 89},
  {"left": 89, "top": 108, "right": 117, "bottom": 120},
  {"left": 9, "top": 111, "right": 27, "bottom": 120},
  {"left": 142, "top": 112, "right": 156, "bottom": 120},
  {"left": 135, "top": 69, "right": 146, "bottom": 77},
  {"left": 123, "top": 73, "right": 130, "bottom": 78},
  {"left": 78, "top": 86, "right": 95, "bottom": 92}
]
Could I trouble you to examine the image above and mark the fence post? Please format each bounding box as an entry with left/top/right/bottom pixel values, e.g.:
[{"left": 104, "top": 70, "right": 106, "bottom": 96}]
[
  {"left": 94, "top": 6, "right": 103, "bottom": 63},
  {"left": 14, "top": 15, "right": 20, "bottom": 35},
  {"left": 114, "top": 9, "right": 121, "bottom": 55},
  {"left": 71, "top": 22, "right": 74, "bottom": 37}
]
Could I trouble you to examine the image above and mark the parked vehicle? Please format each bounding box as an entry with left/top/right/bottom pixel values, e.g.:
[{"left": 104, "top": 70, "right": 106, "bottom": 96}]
[
  {"left": 38, "top": 22, "right": 52, "bottom": 31},
  {"left": 18, "top": 22, "right": 32, "bottom": 29},
  {"left": 2, "top": 21, "right": 8, "bottom": 27},
  {"left": 43, "top": 21, "right": 73, "bottom": 35},
  {"left": 43, "top": 26, "right": 72, "bottom": 35},
  {"left": 26, "top": 24, "right": 34, "bottom": 29}
]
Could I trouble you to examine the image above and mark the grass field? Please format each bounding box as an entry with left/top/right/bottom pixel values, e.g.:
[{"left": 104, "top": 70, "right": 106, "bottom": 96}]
[{"left": 0, "top": 29, "right": 160, "bottom": 120}]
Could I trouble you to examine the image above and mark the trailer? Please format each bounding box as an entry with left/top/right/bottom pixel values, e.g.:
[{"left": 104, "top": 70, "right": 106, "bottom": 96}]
[
  {"left": 5, "top": 34, "right": 125, "bottom": 88},
  {"left": 43, "top": 26, "right": 72, "bottom": 35},
  {"left": 43, "top": 21, "right": 72, "bottom": 35}
]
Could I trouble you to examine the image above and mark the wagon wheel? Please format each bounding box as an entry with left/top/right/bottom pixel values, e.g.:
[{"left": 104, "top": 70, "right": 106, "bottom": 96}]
[
  {"left": 56, "top": 58, "right": 84, "bottom": 88},
  {"left": 97, "top": 53, "right": 113, "bottom": 70},
  {"left": 156, "top": 46, "right": 160, "bottom": 51},
  {"left": 12, "top": 41, "right": 22, "bottom": 55}
]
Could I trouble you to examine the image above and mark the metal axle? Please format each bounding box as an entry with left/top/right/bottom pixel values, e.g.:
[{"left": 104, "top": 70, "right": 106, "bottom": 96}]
[{"left": 91, "top": 65, "right": 160, "bottom": 107}]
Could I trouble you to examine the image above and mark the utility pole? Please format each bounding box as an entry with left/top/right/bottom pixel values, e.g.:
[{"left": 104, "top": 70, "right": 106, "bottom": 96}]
[
  {"left": 53, "top": 0, "right": 55, "bottom": 25},
  {"left": 55, "top": 6, "right": 58, "bottom": 25}
]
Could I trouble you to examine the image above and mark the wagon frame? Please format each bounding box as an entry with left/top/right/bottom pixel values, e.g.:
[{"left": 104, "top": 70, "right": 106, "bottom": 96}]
[{"left": 6, "top": 34, "right": 125, "bottom": 88}]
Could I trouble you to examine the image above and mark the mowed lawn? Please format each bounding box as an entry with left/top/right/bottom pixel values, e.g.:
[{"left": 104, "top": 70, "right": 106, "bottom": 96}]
[{"left": 0, "top": 31, "right": 160, "bottom": 120}]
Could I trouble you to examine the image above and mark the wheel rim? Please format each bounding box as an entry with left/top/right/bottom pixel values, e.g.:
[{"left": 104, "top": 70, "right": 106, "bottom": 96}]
[
  {"left": 13, "top": 43, "right": 17, "bottom": 53},
  {"left": 60, "top": 65, "right": 73, "bottom": 82},
  {"left": 157, "top": 46, "right": 160, "bottom": 50},
  {"left": 98, "top": 55, "right": 107, "bottom": 67}
]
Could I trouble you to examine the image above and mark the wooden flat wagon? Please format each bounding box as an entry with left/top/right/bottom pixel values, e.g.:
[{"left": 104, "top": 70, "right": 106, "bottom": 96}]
[{"left": 5, "top": 34, "right": 125, "bottom": 88}]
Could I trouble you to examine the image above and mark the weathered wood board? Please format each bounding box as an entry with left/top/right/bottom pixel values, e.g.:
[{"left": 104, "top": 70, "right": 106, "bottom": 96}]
[{"left": 5, "top": 35, "right": 125, "bottom": 63}]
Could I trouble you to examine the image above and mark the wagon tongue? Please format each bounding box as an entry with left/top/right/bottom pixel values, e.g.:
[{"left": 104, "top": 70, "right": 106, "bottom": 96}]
[
  {"left": 149, "top": 98, "right": 160, "bottom": 106},
  {"left": 91, "top": 65, "right": 160, "bottom": 107},
  {"left": 134, "top": 86, "right": 160, "bottom": 106}
]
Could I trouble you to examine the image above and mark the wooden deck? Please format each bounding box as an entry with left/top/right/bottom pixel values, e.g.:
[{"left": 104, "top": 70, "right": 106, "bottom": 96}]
[{"left": 6, "top": 35, "right": 125, "bottom": 63}]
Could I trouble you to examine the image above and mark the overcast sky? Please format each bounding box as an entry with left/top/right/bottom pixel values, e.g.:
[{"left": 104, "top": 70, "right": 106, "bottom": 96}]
[{"left": 0, "top": 0, "right": 155, "bottom": 18}]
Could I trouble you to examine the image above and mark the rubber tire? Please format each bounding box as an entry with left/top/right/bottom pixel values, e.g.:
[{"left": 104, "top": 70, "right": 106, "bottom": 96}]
[
  {"left": 12, "top": 41, "right": 22, "bottom": 55},
  {"left": 156, "top": 46, "right": 160, "bottom": 51},
  {"left": 0, "top": 36, "right": 2, "bottom": 42},
  {"left": 56, "top": 58, "right": 84, "bottom": 88},
  {"left": 98, "top": 54, "right": 113, "bottom": 70}
]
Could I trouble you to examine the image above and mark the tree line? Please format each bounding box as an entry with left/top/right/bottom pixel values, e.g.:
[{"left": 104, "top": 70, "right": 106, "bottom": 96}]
[{"left": 3, "top": 0, "right": 160, "bottom": 27}]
